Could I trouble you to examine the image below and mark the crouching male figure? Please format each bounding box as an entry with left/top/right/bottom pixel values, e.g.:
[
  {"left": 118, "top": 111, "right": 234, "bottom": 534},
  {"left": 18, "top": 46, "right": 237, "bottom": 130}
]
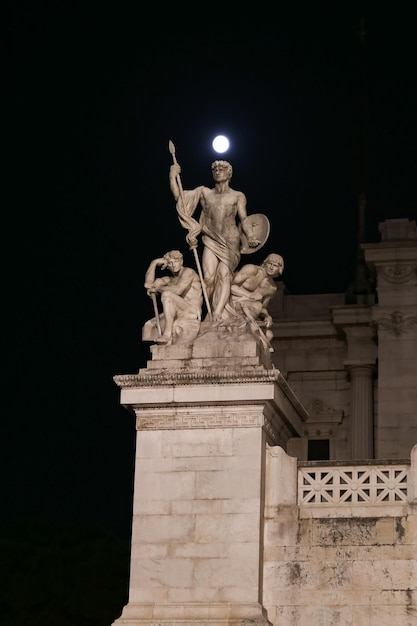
[{"left": 143, "top": 249, "right": 203, "bottom": 345}]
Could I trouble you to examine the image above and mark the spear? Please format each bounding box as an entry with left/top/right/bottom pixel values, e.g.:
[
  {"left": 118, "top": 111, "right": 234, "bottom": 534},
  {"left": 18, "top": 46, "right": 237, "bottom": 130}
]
[
  {"left": 168, "top": 140, "right": 212, "bottom": 320},
  {"left": 242, "top": 304, "right": 274, "bottom": 353},
  {"left": 151, "top": 293, "right": 162, "bottom": 337}
]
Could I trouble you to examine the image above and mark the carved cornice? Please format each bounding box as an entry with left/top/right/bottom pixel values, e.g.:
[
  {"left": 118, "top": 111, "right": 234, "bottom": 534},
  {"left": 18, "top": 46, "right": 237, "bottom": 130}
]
[
  {"left": 115, "top": 366, "right": 309, "bottom": 434},
  {"left": 114, "top": 368, "right": 281, "bottom": 388},
  {"left": 372, "top": 310, "right": 417, "bottom": 336}
]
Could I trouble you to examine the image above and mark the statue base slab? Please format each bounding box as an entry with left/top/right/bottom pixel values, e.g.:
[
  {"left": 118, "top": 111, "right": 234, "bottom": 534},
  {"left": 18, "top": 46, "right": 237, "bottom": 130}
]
[
  {"left": 112, "top": 602, "right": 272, "bottom": 625},
  {"left": 143, "top": 324, "right": 273, "bottom": 373}
]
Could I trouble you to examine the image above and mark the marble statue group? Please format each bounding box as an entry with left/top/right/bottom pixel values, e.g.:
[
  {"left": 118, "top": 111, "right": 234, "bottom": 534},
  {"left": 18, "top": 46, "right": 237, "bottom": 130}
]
[{"left": 142, "top": 141, "right": 284, "bottom": 351}]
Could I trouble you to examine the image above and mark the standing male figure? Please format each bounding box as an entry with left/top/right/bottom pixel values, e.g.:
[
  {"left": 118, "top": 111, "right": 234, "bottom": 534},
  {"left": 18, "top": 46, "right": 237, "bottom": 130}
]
[
  {"left": 169, "top": 160, "right": 261, "bottom": 321},
  {"left": 144, "top": 250, "right": 202, "bottom": 345}
]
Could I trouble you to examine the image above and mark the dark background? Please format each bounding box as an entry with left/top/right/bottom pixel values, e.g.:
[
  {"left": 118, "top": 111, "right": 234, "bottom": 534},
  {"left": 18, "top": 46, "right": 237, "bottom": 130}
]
[{"left": 5, "top": 2, "right": 416, "bottom": 624}]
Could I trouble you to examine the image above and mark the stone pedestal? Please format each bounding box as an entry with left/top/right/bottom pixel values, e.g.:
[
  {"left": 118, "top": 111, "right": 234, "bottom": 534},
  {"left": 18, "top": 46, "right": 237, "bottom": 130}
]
[{"left": 112, "top": 331, "right": 308, "bottom": 625}]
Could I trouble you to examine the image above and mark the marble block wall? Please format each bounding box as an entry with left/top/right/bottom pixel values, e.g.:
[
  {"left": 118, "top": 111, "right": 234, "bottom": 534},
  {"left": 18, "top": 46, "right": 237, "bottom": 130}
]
[{"left": 263, "top": 445, "right": 417, "bottom": 626}]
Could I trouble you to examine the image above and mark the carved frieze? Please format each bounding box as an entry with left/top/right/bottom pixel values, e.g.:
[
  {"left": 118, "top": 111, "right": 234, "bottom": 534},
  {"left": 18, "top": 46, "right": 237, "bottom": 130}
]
[
  {"left": 372, "top": 310, "right": 417, "bottom": 336},
  {"left": 377, "top": 263, "right": 417, "bottom": 285},
  {"left": 134, "top": 405, "right": 265, "bottom": 430},
  {"left": 273, "top": 337, "right": 344, "bottom": 350},
  {"left": 301, "top": 398, "right": 344, "bottom": 437},
  {"left": 306, "top": 399, "right": 342, "bottom": 418}
]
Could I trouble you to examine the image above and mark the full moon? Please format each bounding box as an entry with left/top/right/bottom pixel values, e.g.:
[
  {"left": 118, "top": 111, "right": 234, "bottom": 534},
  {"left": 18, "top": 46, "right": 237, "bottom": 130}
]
[{"left": 212, "top": 135, "right": 230, "bottom": 153}]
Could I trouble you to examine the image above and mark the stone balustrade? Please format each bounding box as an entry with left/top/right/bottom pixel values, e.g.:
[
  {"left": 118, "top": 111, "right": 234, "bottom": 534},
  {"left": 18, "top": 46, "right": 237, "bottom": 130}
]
[{"left": 298, "top": 460, "right": 411, "bottom": 518}]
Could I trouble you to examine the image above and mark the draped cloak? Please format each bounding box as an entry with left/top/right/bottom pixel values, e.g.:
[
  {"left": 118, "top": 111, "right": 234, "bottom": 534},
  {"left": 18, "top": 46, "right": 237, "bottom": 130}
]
[{"left": 176, "top": 187, "right": 241, "bottom": 275}]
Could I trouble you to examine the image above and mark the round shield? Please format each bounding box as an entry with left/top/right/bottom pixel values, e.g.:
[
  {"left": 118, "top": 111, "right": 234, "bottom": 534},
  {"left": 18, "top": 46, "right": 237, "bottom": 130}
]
[{"left": 239, "top": 214, "right": 270, "bottom": 254}]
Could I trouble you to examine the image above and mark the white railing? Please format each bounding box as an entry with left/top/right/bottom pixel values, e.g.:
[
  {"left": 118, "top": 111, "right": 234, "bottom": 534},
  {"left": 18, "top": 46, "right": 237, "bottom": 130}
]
[{"left": 298, "top": 463, "right": 410, "bottom": 517}]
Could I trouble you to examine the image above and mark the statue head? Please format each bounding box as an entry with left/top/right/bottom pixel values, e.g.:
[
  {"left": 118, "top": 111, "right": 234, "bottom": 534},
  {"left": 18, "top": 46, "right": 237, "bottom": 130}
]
[
  {"left": 211, "top": 160, "right": 233, "bottom": 180},
  {"left": 163, "top": 250, "right": 184, "bottom": 272},
  {"left": 164, "top": 250, "right": 183, "bottom": 263},
  {"left": 262, "top": 253, "right": 284, "bottom": 277}
]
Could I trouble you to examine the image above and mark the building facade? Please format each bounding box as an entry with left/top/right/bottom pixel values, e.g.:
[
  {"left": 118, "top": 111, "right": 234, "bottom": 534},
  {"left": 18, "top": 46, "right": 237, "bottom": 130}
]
[{"left": 270, "top": 218, "right": 417, "bottom": 463}]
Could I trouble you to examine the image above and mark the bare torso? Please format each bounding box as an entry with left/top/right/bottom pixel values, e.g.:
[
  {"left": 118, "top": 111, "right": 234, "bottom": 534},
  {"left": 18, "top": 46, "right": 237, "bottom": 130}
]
[
  {"left": 232, "top": 265, "right": 277, "bottom": 304},
  {"left": 200, "top": 187, "right": 245, "bottom": 243}
]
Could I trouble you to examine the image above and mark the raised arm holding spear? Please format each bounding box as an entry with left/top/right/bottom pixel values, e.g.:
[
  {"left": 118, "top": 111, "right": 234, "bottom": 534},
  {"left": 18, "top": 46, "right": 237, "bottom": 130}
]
[{"left": 168, "top": 140, "right": 212, "bottom": 320}]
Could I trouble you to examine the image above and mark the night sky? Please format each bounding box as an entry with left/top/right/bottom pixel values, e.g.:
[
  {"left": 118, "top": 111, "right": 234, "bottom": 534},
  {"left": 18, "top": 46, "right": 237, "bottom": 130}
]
[{"left": 5, "top": 2, "right": 417, "bottom": 623}]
